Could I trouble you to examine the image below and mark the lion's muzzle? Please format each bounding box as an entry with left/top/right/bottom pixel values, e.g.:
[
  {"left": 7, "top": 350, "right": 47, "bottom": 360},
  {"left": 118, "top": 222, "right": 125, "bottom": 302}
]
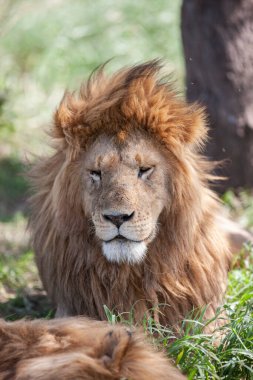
[{"left": 92, "top": 209, "right": 155, "bottom": 264}]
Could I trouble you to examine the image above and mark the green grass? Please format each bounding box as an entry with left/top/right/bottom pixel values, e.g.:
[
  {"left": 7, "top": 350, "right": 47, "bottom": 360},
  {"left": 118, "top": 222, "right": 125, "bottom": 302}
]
[
  {"left": 0, "top": 250, "right": 52, "bottom": 320},
  {"left": 0, "top": 251, "right": 34, "bottom": 289},
  {"left": 223, "top": 191, "right": 253, "bottom": 232},
  {"left": 0, "top": 156, "right": 29, "bottom": 221}
]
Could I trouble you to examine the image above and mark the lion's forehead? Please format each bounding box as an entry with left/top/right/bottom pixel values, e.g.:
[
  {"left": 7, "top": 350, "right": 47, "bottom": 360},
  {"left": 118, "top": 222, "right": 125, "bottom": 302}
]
[{"left": 83, "top": 133, "right": 165, "bottom": 171}]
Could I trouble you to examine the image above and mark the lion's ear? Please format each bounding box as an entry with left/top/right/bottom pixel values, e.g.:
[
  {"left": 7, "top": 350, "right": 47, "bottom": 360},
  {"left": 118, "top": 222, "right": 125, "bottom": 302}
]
[
  {"left": 54, "top": 92, "right": 73, "bottom": 138},
  {"left": 121, "top": 72, "right": 207, "bottom": 149},
  {"left": 53, "top": 92, "right": 88, "bottom": 159},
  {"left": 53, "top": 91, "right": 86, "bottom": 140},
  {"left": 178, "top": 105, "right": 207, "bottom": 146},
  {"left": 164, "top": 103, "right": 208, "bottom": 148}
]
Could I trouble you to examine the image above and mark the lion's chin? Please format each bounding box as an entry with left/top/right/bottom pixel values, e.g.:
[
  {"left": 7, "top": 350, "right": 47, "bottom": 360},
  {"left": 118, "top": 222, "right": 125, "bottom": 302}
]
[{"left": 102, "top": 240, "right": 147, "bottom": 264}]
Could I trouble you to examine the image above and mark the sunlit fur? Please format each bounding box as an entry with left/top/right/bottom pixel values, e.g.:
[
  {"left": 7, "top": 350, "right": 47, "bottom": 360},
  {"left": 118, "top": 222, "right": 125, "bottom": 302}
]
[
  {"left": 0, "top": 317, "right": 185, "bottom": 380},
  {"left": 28, "top": 60, "right": 232, "bottom": 326}
]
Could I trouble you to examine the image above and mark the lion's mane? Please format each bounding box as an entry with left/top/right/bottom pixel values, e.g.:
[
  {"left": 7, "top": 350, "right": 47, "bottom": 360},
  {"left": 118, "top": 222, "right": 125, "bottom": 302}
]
[
  {"left": 0, "top": 317, "right": 185, "bottom": 380},
  {"left": 29, "top": 60, "right": 231, "bottom": 326}
]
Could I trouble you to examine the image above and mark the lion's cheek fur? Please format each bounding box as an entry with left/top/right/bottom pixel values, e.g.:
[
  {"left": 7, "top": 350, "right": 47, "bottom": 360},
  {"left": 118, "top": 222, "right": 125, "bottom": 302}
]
[{"left": 52, "top": 159, "right": 86, "bottom": 235}]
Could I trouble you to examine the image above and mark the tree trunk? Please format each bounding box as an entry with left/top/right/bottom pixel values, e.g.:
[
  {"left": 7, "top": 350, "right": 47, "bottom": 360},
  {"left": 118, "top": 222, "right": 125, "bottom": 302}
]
[{"left": 181, "top": 0, "right": 253, "bottom": 191}]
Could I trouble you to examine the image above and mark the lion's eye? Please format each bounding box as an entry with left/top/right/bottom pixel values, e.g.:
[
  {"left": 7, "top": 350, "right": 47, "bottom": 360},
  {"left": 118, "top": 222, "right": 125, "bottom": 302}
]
[
  {"left": 138, "top": 167, "right": 154, "bottom": 179},
  {"left": 90, "top": 170, "right": 101, "bottom": 182}
]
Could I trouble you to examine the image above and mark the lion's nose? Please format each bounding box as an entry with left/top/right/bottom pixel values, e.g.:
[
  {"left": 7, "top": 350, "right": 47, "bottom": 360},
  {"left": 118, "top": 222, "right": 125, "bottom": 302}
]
[{"left": 103, "top": 211, "right": 134, "bottom": 228}]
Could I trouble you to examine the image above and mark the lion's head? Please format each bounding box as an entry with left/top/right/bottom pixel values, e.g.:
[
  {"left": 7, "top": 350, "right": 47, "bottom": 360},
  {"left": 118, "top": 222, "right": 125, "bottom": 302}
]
[{"left": 29, "top": 61, "right": 231, "bottom": 324}]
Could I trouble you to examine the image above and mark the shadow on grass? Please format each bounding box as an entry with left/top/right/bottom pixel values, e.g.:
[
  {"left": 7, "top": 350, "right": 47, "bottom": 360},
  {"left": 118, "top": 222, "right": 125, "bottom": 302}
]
[
  {"left": 0, "top": 292, "right": 54, "bottom": 321},
  {"left": 0, "top": 156, "right": 29, "bottom": 221},
  {"left": 0, "top": 251, "right": 53, "bottom": 320}
]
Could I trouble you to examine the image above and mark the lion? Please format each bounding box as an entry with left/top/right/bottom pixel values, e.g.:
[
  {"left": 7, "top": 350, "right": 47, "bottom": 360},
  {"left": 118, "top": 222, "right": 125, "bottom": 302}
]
[
  {"left": 0, "top": 317, "right": 185, "bottom": 379},
  {"left": 28, "top": 60, "right": 232, "bottom": 326}
]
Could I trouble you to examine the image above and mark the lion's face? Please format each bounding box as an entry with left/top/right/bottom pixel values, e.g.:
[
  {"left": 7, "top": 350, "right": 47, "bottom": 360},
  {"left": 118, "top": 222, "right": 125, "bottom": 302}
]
[{"left": 82, "top": 133, "right": 169, "bottom": 264}]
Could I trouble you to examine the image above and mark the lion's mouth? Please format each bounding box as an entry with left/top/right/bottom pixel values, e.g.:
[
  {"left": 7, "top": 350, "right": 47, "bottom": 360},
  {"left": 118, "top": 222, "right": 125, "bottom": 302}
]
[
  {"left": 101, "top": 236, "right": 148, "bottom": 264},
  {"left": 103, "top": 231, "right": 154, "bottom": 244},
  {"left": 104, "top": 235, "right": 137, "bottom": 243},
  {"left": 100, "top": 231, "right": 156, "bottom": 264}
]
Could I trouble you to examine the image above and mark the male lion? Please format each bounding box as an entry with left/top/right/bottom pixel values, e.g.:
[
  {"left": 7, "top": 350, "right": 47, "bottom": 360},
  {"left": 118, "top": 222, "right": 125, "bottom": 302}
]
[{"left": 29, "top": 60, "right": 231, "bottom": 326}]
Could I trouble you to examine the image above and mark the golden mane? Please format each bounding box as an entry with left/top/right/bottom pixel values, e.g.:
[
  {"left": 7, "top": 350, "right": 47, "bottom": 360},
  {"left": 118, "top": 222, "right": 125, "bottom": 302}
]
[
  {"left": 54, "top": 60, "right": 206, "bottom": 157},
  {"left": 28, "top": 60, "right": 231, "bottom": 326},
  {"left": 0, "top": 317, "right": 185, "bottom": 379}
]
